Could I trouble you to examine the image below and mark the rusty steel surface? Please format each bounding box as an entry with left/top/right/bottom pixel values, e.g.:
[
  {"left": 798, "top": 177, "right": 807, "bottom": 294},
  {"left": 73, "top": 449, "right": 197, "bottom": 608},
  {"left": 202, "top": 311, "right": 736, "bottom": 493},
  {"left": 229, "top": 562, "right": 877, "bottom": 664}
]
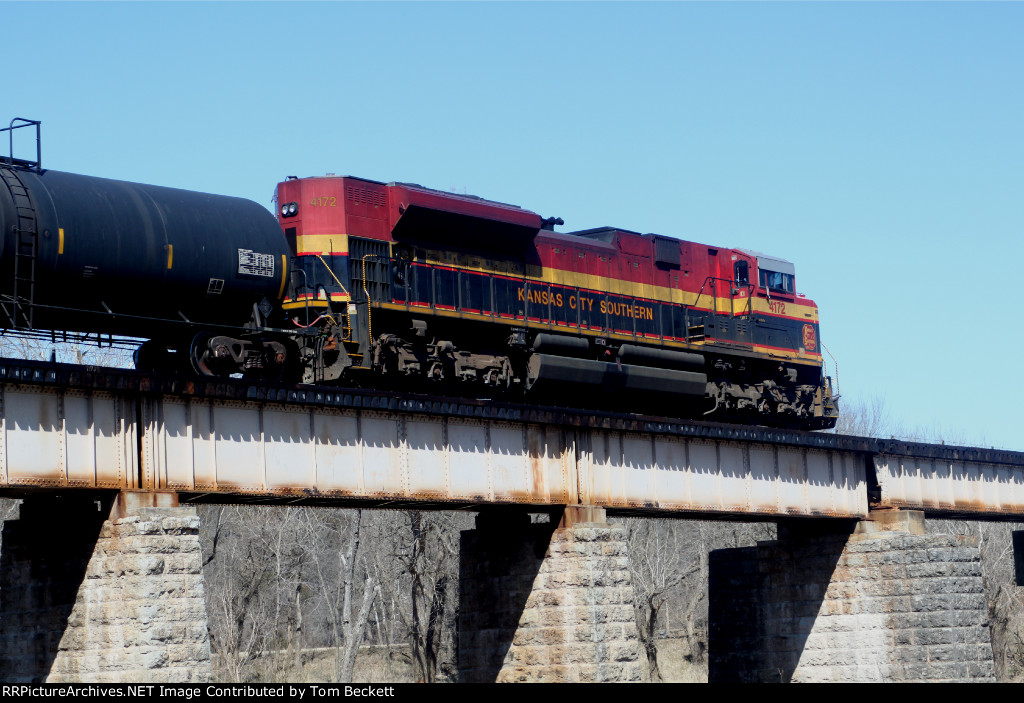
[
  {"left": 141, "top": 395, "right": 867, "bottom": 516},
  {"left": 874, "top": 455, "right": 1024, "bottom": 515},
  {"left": 0, "top": 385, "right": 137, "bottom": 489},
  {"left": 144, "top": 399, "right": 575, "bottom": 506},
  {"left": 582, "top": 432, "right": 866, "bottom": 517},
  {"left": 0, "top": 356, "right": 1022, "bottom": 518}
]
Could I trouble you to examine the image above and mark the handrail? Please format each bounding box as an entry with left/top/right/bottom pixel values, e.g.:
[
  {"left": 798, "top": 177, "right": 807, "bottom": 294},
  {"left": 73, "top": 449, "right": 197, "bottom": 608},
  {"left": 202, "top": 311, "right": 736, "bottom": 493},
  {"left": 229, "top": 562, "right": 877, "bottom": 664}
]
[
  {"left": 315, "top": 254, "right": 351, "bottom": 297},
  {"left": 2, "top": 118, "right": 42, "bottom": 171},
  {"left": 693, "top": 276, "right": 755, "bottom": 316}
]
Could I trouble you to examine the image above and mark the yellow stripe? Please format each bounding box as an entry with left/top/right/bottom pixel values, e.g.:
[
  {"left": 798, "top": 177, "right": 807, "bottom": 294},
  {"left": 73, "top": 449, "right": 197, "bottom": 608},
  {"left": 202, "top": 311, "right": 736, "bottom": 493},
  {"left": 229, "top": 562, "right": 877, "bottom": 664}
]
[
  {"left": 416, "top": 248, "right": 818, "bottom": 321},
  {"left": 58, "top": 228, "right": 64, "bottom": 255},
  {"left": 296, "top": 233, "right": 349, "bottom": 255},
  {"left": 278, "top": 255, "right": 288, "bottom": 300},
  {"left": 166, "top": 244, "right": 173, "bottom": 270},
  {"left": 282, "top": 300, "right": 330, "bottom": 310}
]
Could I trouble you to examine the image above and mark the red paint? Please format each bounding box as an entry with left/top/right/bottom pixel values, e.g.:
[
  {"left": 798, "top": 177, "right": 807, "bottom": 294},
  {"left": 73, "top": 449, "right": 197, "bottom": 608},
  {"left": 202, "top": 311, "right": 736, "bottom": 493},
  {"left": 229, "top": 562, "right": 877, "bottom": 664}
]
[{"left": 276, "top": 174, "right": 821, "bottom": 331}]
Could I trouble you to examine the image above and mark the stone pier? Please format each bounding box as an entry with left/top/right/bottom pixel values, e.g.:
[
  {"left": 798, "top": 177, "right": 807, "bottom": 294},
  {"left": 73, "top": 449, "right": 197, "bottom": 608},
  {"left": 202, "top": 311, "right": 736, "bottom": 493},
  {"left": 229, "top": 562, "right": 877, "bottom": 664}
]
[
  {"left": 708, "top": 510, "right": 996, "bottom": 682},
  {"left": 458, "top": 508, "right": 643, "bottom": 682},
  {"left": 0, "top": 492, "right": 212, "bottom": 682}
]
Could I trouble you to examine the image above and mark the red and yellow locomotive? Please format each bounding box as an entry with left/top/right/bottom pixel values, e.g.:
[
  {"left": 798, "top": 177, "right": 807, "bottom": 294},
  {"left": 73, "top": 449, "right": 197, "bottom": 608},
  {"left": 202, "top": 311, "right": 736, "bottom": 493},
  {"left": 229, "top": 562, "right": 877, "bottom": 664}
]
[{"left": 274, "top": 175, "right": 838, "bottom": 429}]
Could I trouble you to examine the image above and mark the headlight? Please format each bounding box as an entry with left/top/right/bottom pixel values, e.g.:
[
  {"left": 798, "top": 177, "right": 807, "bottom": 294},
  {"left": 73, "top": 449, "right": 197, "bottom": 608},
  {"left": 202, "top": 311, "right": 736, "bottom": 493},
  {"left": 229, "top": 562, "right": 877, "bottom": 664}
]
[{"left": 281, "top": 202, "right": 299, "bottom": 218}]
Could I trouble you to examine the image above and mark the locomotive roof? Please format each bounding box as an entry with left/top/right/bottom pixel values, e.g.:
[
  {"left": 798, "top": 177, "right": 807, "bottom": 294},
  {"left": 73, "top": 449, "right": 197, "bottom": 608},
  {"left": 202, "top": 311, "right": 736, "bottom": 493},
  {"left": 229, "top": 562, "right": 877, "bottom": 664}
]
[
  {"left": 737, "top": 249, "right": 796, "bottom": 275},
  {"left": 537, "top": 229, "right": 618, "bottom": 252},
  {"left": 568, "top": 226, "right": 642, "bottom": 242},
  {"left": 304, "top": 174, "right": 531, "bottom": 212},
  {"left": 388, "top": 180, "right": 528, "bottom": 212}
]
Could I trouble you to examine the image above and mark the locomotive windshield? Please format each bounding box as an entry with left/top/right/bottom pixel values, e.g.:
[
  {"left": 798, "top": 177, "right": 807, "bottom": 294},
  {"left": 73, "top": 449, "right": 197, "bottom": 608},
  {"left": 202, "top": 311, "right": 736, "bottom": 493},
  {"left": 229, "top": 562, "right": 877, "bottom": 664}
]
[
  {"left": 759, "top": 269, "right": 794, "bottom": 293},
  {"left": 739, "top": 250, "right": 796, "bottom": 294}
]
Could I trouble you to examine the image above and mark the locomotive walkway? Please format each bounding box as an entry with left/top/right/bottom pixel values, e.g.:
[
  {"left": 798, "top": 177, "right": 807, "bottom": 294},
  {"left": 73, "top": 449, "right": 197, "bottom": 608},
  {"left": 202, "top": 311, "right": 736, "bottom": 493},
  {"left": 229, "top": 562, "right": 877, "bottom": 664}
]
[{"left": 0, "top": 356, "right": 1018, "bottom": 683}]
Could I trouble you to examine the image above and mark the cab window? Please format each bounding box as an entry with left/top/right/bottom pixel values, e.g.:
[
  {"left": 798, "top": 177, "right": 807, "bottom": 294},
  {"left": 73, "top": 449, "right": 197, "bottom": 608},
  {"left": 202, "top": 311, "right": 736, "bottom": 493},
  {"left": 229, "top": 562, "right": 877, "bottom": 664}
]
[
  {"left": 759, "top": 269, "right": 794, "bottom": 293},
  {"left": 734, "top": 260, "right": 749, "bottom": 286}
]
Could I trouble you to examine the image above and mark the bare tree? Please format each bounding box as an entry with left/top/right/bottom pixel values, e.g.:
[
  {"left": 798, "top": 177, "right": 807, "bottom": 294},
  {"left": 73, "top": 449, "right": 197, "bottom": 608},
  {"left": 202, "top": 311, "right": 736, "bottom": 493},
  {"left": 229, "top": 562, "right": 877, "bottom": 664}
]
[
  {"left": 832, "top": 395, "right": 895, "bottom": 438},
  {"left": 298, "top": 508, "right": 379, "bottom": 682},
  {"left": 626, "top": 518, "right": 699, "bottom": 681},
  {"left": 200, "top": 505, "right": 309, "bottom": 682},
  {"left": 622, "top": 517, "right": 776, "bottom": 682},
  {"left": 336, "top": 511, "right": 378, "bottom": 682},
  {"left": 201, "top": 506, "right": 275, "bottom": 682},
  {"left": 0, "top": 333, "right": 134, "bottom": 368},
  {"left": 369, "top": 511, "right": 468, "bottom": 683}
]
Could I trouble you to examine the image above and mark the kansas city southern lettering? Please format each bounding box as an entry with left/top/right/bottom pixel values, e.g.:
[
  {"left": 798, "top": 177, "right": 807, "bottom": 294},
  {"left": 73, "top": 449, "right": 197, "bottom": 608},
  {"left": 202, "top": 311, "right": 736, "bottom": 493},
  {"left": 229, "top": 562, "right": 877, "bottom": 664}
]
[
  {"left": 516, "top": 287, "right": 654, "bottom": 321},
  {"left": 600, "top": 300, "right": 654, "bottom": 320},
  {"left": 518, "top": 287, "right": 564, "bottom": 307}
]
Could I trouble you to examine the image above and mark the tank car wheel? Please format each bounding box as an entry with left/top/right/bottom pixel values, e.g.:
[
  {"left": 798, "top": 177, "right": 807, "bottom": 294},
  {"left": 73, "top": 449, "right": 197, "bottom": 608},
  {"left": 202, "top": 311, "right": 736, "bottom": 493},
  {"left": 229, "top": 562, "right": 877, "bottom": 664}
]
[
  {"left": 256, "top": 338, "right": 301, "bottom": 384},
  {"left": 134, "top": 340, "right": 170, "bottom": 373},
  {"left": 188, "top": 333, "right": 216, "bottom": 376}
]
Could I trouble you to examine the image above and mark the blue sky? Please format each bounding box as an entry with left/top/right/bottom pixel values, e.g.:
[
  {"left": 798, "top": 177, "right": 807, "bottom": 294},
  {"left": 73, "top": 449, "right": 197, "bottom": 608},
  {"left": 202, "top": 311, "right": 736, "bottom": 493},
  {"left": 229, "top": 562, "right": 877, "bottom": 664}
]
[{"left": 7, "top": 2, "right": 1024, "bottom": 449}]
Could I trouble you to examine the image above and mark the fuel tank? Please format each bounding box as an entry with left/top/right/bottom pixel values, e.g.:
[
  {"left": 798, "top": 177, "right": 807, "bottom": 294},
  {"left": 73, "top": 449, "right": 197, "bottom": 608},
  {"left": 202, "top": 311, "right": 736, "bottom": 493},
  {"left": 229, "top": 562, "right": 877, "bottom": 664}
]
[{"left": 0, "top": 166, "right": 289, "bottom": 338}]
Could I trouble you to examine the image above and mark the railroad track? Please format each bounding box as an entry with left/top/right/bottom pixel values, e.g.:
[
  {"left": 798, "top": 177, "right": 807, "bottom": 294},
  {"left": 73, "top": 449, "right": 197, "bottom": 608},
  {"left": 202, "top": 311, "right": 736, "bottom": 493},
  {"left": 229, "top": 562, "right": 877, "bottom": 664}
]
[{"left": 2, "top": 355, "right": 1021, "bottom": 468}]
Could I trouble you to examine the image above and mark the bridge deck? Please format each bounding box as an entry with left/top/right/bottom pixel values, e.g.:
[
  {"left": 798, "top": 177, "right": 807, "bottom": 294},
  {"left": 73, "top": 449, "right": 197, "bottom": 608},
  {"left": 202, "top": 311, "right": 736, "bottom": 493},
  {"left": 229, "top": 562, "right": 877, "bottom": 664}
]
[{"left": 0, "top": 358, "right": 1022, "bottom": 518}]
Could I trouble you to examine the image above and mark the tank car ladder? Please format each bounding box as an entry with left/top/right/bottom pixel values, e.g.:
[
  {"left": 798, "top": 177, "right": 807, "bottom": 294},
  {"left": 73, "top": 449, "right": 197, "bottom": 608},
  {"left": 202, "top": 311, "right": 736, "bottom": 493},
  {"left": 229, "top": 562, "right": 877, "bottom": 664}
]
[
  {"left": 0, "top": 119, "right": 42, "bottom": 329},
  {"left": 0, "top": 167, "right": 38, "bottom": 329}
]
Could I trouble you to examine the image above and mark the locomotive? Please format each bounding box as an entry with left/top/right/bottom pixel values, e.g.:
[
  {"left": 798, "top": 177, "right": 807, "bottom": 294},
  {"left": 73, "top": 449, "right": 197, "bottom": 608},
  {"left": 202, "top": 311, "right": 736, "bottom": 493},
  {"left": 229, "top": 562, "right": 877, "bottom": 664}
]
[{"left": 0, "top": 121, "right": 837, "bottom": 429}]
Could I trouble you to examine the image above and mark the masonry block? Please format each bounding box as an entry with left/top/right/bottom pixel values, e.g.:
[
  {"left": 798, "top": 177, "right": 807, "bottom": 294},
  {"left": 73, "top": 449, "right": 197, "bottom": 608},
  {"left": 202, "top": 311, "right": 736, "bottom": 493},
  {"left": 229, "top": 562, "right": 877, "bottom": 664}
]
[
  {"left": 709, "top": 518, "right": 996, "bottom": 682},
  {"left": 0, "top": 493, "right": 212, "bottom": 683},
  {"left": 458, "top": 512, "right": 642, "bottom": 682}
]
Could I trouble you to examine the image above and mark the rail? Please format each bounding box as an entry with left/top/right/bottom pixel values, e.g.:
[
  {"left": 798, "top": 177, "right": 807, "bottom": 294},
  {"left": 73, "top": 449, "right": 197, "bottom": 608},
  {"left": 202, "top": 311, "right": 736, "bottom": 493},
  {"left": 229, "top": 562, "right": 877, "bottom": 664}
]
[{"left": 0, "top": 355, "right": 1019, "bottom": 466}]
